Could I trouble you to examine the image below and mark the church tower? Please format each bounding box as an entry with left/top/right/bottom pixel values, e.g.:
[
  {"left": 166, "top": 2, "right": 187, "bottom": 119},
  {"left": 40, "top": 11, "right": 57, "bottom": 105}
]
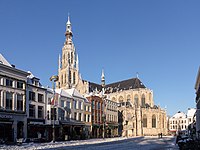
[{"left": 57, "top": 15, "right": 80, "bottom": 89}]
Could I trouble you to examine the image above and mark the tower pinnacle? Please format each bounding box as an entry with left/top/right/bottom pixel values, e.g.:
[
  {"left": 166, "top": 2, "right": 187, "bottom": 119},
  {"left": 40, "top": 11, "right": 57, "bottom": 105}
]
[
  {"left": 67, "top": 13, "right": 71, "bottom": 25},
  {"left": 101, "top": 69, "right": 105, "bottom": 88},
  {"left": 65, "top": 14, "right": 73, "bottom": 44}
]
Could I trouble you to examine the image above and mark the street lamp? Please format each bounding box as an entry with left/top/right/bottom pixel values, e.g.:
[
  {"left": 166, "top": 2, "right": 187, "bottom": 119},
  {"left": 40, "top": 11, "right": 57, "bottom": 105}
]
[
  {"left": 102, "top": 86, "right": 106, "bottom": 139},
  {"left": 50, "top": 75, "right": 59, "bottom": 143}
]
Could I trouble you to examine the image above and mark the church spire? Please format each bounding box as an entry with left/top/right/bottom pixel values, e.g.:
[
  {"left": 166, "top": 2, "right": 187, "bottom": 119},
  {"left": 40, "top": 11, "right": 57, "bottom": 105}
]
[
  {"left": 101, "top": 69, "right": 105, "bottom": 88},
  {"left": 65, "top": 14, "right": 73, "bottom": 44}
]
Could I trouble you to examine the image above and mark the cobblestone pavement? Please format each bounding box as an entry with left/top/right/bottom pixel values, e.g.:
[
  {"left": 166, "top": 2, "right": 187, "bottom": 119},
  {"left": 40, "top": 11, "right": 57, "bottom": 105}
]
[{"left": 45, "top": 136, "right": 179, "bottom": 150}]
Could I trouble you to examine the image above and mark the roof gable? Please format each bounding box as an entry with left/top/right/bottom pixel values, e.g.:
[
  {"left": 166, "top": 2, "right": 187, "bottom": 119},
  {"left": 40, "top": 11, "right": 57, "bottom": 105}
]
[{"left": 0, "top": 53, "right": 12, "bottom": 67}]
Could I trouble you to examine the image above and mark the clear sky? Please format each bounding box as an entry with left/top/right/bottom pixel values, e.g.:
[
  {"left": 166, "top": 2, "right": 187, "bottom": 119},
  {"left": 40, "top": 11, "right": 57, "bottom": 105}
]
[{"left": 0, "top": 0, "right": 200, "bottom": 116}]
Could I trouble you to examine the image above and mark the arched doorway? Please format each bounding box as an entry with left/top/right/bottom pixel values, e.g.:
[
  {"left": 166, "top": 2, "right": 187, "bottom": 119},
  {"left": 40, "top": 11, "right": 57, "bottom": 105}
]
[{"left": 17, "top": 121, "right": 24, "bottom": 138}]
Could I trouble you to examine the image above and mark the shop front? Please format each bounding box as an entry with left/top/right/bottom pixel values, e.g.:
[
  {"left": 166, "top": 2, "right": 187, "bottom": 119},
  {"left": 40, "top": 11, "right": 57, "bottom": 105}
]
[
  {"left": 27, "top": 118, "right": 50, "bottom": 141},
  {"left": 60, "top": 119, "right": 86, "bottom": 140},
  {"left": 0, "top": 113, "right": 27, "bottom": 143}
]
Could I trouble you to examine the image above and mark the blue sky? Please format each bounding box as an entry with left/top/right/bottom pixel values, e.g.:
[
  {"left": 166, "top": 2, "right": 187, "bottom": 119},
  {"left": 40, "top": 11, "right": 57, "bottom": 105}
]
[{"left": 0, "top": 0, "right": 200, "bottom": 116}]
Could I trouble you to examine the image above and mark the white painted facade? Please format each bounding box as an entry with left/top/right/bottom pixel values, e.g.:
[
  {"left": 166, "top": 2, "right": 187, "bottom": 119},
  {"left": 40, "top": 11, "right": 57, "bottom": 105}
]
[{"left": 169, "top": 108, "right": 196, "bottom": 134}]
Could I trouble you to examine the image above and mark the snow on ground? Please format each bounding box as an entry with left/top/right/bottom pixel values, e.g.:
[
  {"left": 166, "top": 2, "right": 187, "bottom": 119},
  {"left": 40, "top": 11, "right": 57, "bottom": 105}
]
[{"left": 0, "top": 136, "right": 177, "bottom": 150}]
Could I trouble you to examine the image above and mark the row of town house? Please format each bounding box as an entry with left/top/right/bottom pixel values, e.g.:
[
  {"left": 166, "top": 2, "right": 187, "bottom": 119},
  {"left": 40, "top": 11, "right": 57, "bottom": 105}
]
[
  {"left": 0, "top": 16, "right": 168, "bottom": 143},
  {"left": 0, "top": 54, "right": 118, "bottom": 143}
]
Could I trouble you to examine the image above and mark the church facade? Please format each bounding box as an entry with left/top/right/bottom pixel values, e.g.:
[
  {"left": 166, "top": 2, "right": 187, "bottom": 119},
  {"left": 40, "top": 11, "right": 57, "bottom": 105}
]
[
  {"left": 106, "top": 79, "right": 168, "bottom": 136},
  {"left": 57, "top": 16, "right": 168, "bottom": 137}
]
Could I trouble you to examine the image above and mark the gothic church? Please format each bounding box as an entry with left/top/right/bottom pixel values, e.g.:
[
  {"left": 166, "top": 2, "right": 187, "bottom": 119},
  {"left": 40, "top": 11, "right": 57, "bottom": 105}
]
[{"left": 57, "top": 16, "right": 168, "bottom": 136}]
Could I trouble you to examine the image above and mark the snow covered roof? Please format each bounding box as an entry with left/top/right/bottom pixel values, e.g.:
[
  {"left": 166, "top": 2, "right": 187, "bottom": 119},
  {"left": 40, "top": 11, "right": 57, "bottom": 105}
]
[
  {"left": 66, "top": 88, "right": 83, "bottom": 98},
  {"left": 65, "top": 88, "right": 88, "bottom": 102},
  {"left": 172, "top": 111, "right": 186, "bottom": 119},
  {"left": 0, "top": 53, "right": 12, "bottom": 67},
  {"left": 27, "top": 71, "right": 39, "bottom": 79},
  {"left": 187, "top": 108, "right": 196, "bottom": 118},
  {"left": 55, "top": 89, "right": 72, "bottom": 98}
]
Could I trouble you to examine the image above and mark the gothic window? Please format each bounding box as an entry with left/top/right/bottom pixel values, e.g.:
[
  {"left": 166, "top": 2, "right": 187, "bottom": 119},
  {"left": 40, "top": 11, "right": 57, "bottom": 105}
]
[
  {"left": 141, "top": 94, "right": 145, "bottom": 107},
  {"left": 134, "top": 95, "right": 139, "bottom": 108},
  {"left": 162, "top": 117, "right": 164, "bottom": 128},
  {"left": 6, "top": 92, "right": 12, "bottom": 110},
  {"left": 149, "top": 93, "right": 151, "bottom": 103},
  {"left": 119, "top": 96, "right": 124, "bottom": 106},
  {"left": 61, "top": 75, "right": 63, "bottom": 85},
  {"left": 69, "top": 70, "right": 71, "bottom": 84},
  {"left": 152, "top": 115, "right": 156, "bottom": 128},
  {"left": 73, "top": 72, "right": 76, "bottom": 84},
  {"left": 143, "top": 114, "right": 147, "bottom": 128},
  {"left": 127, "top": 95, "right": 131, "bottom": 106},
  {"left": 65, "top": 73, "right": 66, "bottom": 84},
  {"left": 71, "top": 52, "right": 73, "bottom": 64},
  {"left": 63, "top": 54, "right": 65, "bottom": 64},
  {"left": 68, "top": 53, "right": 70, "bottom": 64},
  {"left": 112, "top": 97, "right": 116, "bottom": 101}
]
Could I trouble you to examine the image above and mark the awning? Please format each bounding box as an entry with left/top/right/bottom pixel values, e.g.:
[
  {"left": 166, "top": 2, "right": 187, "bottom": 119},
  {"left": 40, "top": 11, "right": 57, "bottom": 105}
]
[
  {"left": 60, "top": 120, "right": 85, "bottom": 126},
  {"left": 0, "top": 121, "right": 13, "bottom": 124}
]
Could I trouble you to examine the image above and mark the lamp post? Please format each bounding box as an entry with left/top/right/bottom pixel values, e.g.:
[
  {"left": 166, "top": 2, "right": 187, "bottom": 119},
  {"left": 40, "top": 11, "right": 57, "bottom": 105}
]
[
  {"left": 102, "top": 85, "right": 106, "bottom": 139},
  {"left": 50, "top": 75, "right": 59, "bottom": 143}
]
